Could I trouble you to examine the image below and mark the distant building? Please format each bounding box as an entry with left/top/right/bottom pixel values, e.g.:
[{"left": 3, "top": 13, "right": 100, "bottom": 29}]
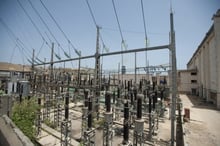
[
  {"left": 177, "top": 69, "right": 198, "bottom": 95},
  {"left": 186, "top": 9, "right": 220, "bottom": 109},
  {"left": 0, "top": 62, "right": 31, "bottom": 94}
]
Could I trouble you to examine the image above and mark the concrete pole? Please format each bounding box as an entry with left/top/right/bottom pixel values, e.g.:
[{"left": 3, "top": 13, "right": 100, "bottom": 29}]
[
  {"left": 170, "top": 11, "right": 177, "bottom": 146},
  {"left": 32, "top": 49, "right": 35, "bottom": 95},
  {"left": 95, "top": 26, "right": 101, "bottom": 120},
  {"left": 78, "top": 57, "right": 81, "bottom": 86},
  {"left": 135, "top": 52, "right": 137, "bottom": 84},
  {"left": 50, "top": 43, "right": 54, "bottom": 82}
]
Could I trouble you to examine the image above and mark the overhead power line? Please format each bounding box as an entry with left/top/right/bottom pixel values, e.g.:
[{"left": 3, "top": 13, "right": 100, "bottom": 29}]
[
  {"left": 85, "top": 0, "right": 98, "bottom": 27},
  {"left": 26, "top": 0, "right": 67, "bottom": 55},
  {"left": 85, "top": 0, "right": 109, "bottom": 54},
  {"left": 16, "top": 0, "right": 49, "bottom": 48},
  {"left": 140, "top": 0, "right": 149, "bottom": 73},
  {"left": 0, "top": 18, "right": 32, "bottom": 60},
  {"left": 39, "top": 0, "right": 81, "bottom": 57},
  {"left": 141, "top": 0, "right": 148, "bottom": 45},
  {"left": 111, "top": 0, "right": 125, "bottom": 45}
]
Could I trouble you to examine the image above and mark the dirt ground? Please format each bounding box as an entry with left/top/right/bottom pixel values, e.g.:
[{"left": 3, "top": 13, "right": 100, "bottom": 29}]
[{"left": 180, "top": 94, "right": 220, "bottom": 146}]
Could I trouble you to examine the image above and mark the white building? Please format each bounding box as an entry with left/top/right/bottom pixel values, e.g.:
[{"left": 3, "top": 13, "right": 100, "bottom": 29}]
[
  {"left": 177, "top": 69, "right": 198, "bottom": 95},
  {"left": 187, "top": 9, "right": 220, "bottom": 109}
]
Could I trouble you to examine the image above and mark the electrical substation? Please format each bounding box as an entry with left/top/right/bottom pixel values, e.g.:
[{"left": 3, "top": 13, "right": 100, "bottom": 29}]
[
  {"left": 0, "top": 1, "right": 179, "bottom": 146},
  {"left": 1, "top": 1, "right": 220, "bottom": 146},
  {"left": 10, "top": 10, "right": 176, "bottom": 146}
]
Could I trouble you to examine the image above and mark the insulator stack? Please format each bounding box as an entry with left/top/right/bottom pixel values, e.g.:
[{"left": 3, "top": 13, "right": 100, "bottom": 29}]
[
  {"left": 139, "top": 80, "right": 142, "bottom": 91},
  {"left": 161, "top": 90, "right": 164, "bottom": 100},
  {"left": 117, "top": 87, "right": 120, "bottom": 98},
  {"left": 153, "top": 81, "right": 156, "bottom": 91},
  {"left": 155, "top": 91, "right": 158, "bottom": 103},
  {"left": 125, "top": 80, "right": 127, "bottom": 89},
  {"left": 65, "top": 92, "right": 69, "bottom": 120},
  {"left": 88, "top": 98, "right": 92, "bottom": 129},
  {"left": 123, "top": 101, "right": 129, "bottom": 144},
  {"left": 113, "top": 91, "right": 116, "bottom": 104},
  {"left": 137, "top": 95, "right": 142, "bottom": 119},
  {"left": 128, "top": 81, "right": 130, "bottom": 91},
  {"left": 149, "top": 95, "right": 152, "bottom": 113},
  {"left": 134, "top": 89, "right": 137, "bottom": 101},
  {"left": 106, "top": 92, "right": 111, "bottom": 112},
  {"left": 130, "top": 92, "right": 134, "bottom": 105},
  {"left": 84, "top": 90, "right": 89, "bottom": 107}
]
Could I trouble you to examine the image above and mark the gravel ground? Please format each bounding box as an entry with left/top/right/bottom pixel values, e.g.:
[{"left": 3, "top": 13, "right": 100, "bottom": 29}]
[{"left": 180, "top": 94, "right": 220, "bottom": 146}]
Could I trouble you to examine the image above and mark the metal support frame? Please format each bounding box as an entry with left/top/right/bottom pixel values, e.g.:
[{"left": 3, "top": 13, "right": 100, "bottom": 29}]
[
  {"left": 34, "top": 45, "right": 169, "bottom": 66},
  {"left": 61, "top": 120, "right": 71, "bottom": 146},
  {"left": 170, "top": 12, "right": 177, "bottom": 146},
  {"left": 103, "top": 112, "right": 113, "bottom": 146},
  {"left": 54, "top": 96, "right": 62, "bottom": 127},
  {"left": 83, "top": 128, "right": 96, "bottom": 146},
  {"left": 44, "top": 94, "right": 50, "bottom": 120},
  {"left": 81, "top": 107, "right": 88, "bottom": 139},
  {"left": 94, "top": 26, "right": 101, "bottom": 120},
  {"left": 36, "top": 109, "right": 41, "bottom": 135},
  {"left": 133, "top": 119, "right": 144, "bottom": 146},
  {"left": 31, "top": 11, "right": 177, "bottom": 146}
]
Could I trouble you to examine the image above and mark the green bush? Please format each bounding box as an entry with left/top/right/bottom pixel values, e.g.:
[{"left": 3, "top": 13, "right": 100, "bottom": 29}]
[{"left": 12, "top": 98, "right": 39, "bottom": 141}]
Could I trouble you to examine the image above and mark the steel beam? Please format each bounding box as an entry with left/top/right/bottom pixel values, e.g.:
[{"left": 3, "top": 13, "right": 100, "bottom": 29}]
[{"left": 34, "top": 45, "right": 169, "bottom": 66}]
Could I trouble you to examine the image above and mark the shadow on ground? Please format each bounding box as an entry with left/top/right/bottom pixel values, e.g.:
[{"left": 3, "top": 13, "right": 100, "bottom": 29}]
[{"left": 185, "top": 94, "right": 219, "bottom": 111}]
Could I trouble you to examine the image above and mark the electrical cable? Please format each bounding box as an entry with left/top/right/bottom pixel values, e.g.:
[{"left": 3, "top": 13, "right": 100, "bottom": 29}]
[
  {"left": 85, "top": 0, "right": 109, "bottom": 54},
  {"left": 39, "top": 0, "right": 81, "bottom": 57},
  {"left": 111, "top": 0, "right": 125, "bottom": 45},
  {"left": 9, "top": 44, "right": 17, "bottom": 63},
  {"left": 141, "top": 0, "right": 148, "bottom": 45},
  {"left": 140, "top": 0, "right": 149, "bottom": 76},
  {"left": 16, "top": 0, "right": 48, "bottom": 48},
  {"left": 0, "top": 18, "right": 33, "bottom": 62},
  {"left": 26, "top": 0, "right": 67, "bottom": 56}
]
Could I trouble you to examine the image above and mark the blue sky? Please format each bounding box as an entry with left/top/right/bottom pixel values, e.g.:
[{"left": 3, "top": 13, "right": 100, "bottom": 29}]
[{"left": 0, "top": 0, "right": 219, "bottom": 71}]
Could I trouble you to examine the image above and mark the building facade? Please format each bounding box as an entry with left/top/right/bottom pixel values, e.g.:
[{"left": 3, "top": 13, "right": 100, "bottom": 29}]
[
  {"left": 187, "top": 9, "right": 220, "bottom": 109},
  {"left": 177, "top": 69, "right": 198, "bottom": 95}
]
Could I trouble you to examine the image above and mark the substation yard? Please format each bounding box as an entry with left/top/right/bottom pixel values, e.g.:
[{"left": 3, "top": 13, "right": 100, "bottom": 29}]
[{"left": 36, "top": 96, "right": 173, "bottom": 146}]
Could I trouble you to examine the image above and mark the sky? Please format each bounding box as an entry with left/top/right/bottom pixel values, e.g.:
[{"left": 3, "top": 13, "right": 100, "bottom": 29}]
[{"left": 0, "top": 0, "right": 219, "bottom": 72}]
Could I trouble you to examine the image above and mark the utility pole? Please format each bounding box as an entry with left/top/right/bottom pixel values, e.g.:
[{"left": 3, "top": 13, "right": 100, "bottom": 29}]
[
  {"left": 170, "top": 11, "right": 177, "bottom": 146},
  {"left": 78, "top": 56, "right": 81, "bottom": 86},
  {"left": 95, "top": 26, "right": 101, "bottom": 120},
  {"left": 135, "top": 52, "right": 137, "bottom": 84},
  {"left": 32, "top": 49, "right": 35, "bottom": 95},
  {"left": 50, "top": 43, "right": 54, "bottom": 83},
  {"left": 44, "top": 58, "right": 46, "bottom": 70}
]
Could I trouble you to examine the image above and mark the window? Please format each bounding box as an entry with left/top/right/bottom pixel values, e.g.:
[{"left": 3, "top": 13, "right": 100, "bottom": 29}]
[
  {"left": 191, "top": 72, "right": 197, "bottom": 75},
  {"left": 191, "top": 80, "right": 197, "bottom": 83}
]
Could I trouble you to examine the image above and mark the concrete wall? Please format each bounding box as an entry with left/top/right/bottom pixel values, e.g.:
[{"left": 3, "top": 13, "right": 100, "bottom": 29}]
[
  {"left": 0, "top": 115, "right": 34, "bottom": 146},
  {"left": 213, "top": 10, "right": 220, "bottom": 109},
  {"left": 187, "top": 9, "right": 220, "bottom": 108},
  {"left": 0, "top": 95, "right": 12, "bottom": 117}
]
